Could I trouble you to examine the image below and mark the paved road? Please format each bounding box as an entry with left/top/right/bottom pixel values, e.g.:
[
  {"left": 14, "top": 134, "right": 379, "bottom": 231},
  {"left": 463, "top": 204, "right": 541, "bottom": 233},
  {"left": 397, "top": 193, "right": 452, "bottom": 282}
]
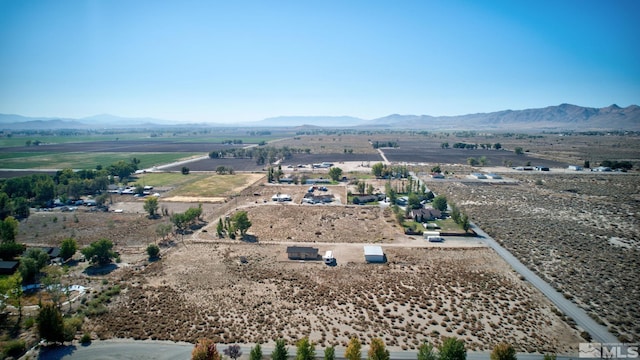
[
  {"left": 471, "top": 223, "right": 618, "bottom": 343},
  {"left": 36, "top": 340, "right": 577, "bottom": 360}
]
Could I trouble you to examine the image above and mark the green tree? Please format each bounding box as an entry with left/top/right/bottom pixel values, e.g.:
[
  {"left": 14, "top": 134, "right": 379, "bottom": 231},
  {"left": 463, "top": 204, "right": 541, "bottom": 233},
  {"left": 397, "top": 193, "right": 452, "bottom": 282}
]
[
  {"left": 514, "top": 147, "right": 524, "bottom": 155},
  {"left": 408, "top": 193, "right": 421, "bottom": 209},
  {"left": 467, "top": 157, "right": 478, "bottom": 166},
  {"left": 156, "top": 223, "right": 172, "bottom": 242},
  {"left": 417, "top": 342, "right": 437, "bottom": 360},
  {"left": 542, "top": 354, "right": 556, "bottom": 360},
  {"left": 356, "top": 181, "right": 366, "bottom": 194},
  {"left": 250, "top": 343, "right": 263, "bottom": 360},
  {"left": 12, "top": 196, "right": 30, "bottom": 219},
  {"left": 231, "top": 211, "right": 252, "bottom": 237},
  {"left": 143, "top": 196, "right": 159, "bottom": 218},
  {"left": 324, "top": 346, "right": 335, "bottom": 360},
  {"left": 490, "top": 343, "right": 517, "bottom": 360},
  {"left": 60, "top": 238, "right": 77, "bottom": 261},
  {"left": 147, "top": 244, "right": 160, "bottom": 259},
  {"left": 371, "top": 162, "right": 385, "bottom": 177},
  {"left": 345, "top": 337, "right": 362, "bottom": 360},
  {"left": 19, "top": 257, "right": 40, "bottom": 284},
  {"left": 368, "top": 338, "right": 390, "bottom": 360},
  {"left": 0, "top": 192, "right": 12, "bottom": 220},
  {"left": 170, "top": 212, "right": 189, "bottom": 234},
  {"left": 216, "top": 218, "right": 224, "bottom": 237},
  {"left": 460, "top": 213, "right": 471, "bottom": 233},
  {"left": 1, "top": 273, "right": 23, "bottom": 318},
  {"left": 181, "top": 166, "right": 190, "bottom": 175},
  {"left": 450, "top": 204, "right": 460, "bottom": 224},
  {"left": 37, "top": 303, "right": 65, "bottom": 344},
  {"left": 430, "top": 165, "right": 441, "bottom": 173},
  {"left": 0, "top": 216, "right": 19, "bottom": 243},
  {"left": 432, "top": 195, "right": 448, "bottom": 212},
  {"left": 192, "top": 339, "right": 220, "bottom": 360},
  {"left": 81, "top": 238, "right": 116, "bottom": 265},
  {"left": 19, "top": 248, "right": 50, "bottom": 283},
  {"left": 272, "top": 339, "right": 289, "bottom": 360},
  {"left": 296, "top": 337, "right": 315, "bottom": 360},
  {"left": 328, "top": 167, "right": 343, "bottom": 181},
  {"left": 366, "top": 184, "right": 375, "bottom": 195},
  {"left": 438, "top": 337, "right": 466, "bottom": 360},
  {"left": 479, "top": 156, "right": 488, "bottom": 166}
]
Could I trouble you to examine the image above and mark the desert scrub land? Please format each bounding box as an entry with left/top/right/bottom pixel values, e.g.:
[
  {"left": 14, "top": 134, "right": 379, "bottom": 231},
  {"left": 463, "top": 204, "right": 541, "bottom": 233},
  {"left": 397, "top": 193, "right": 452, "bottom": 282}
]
[
  {"left": 87, "top": 244, "right": 582, "bottom": 353},
  {"left": 425, "top": 172, "right": 640, "bottom": 341},
  {"left": 243, "top": 205, "right": 398, "bottom": 243}
]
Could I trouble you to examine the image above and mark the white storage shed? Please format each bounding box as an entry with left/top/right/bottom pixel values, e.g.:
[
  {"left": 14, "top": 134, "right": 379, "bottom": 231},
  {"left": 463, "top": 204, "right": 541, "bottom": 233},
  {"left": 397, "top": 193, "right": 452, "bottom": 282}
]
[{"left": 364, "top": 246, "right": 385, "bottom": 263}]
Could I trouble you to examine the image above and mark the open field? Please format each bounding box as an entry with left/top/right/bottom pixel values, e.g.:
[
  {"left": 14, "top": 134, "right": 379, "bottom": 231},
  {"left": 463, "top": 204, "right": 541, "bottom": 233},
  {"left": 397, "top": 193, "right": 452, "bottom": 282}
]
[
  {"left": 424, "top": 171, "right": 640, "bottom": 341},
  {"left": 6, "top": 131, "right": 640, "bottom": 354},
  {"left": 13, "top": 171, "right": 586, "bottom": 352},
  {"left": 88, "top": 244, "right": 582, "bottom": 353},
  {"left": 0, "top": 152, "right": 201, "bottom": 170}
]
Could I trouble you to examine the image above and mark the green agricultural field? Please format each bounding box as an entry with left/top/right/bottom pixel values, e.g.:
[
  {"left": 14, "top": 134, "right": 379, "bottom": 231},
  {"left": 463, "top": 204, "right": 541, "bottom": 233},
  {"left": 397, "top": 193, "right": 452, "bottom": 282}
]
[
  {"left": 170, "top": 173, "right": 263, "bottom": 197},
  {"left": 0, "top": 133, "right": 154, "bottom": 147},
  {"left": 0, "top": 152, "right": 199, "bottom": 170},
  {"left": 134, "top": 172, "right": 211, "bottom": 188}
]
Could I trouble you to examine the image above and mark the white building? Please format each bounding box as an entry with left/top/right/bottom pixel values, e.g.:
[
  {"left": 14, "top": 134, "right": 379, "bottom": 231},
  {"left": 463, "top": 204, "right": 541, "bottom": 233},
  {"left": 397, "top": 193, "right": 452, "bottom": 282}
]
[{"left": 364, "top": 246, "right": 385, "bottom": 263}]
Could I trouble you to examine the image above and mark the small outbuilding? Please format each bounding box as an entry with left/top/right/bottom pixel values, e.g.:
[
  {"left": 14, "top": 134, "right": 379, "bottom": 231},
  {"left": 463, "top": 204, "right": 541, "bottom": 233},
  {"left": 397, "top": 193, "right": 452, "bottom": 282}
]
[
  {"left": 363, "top": 246, "right": 385, "bottom": 263},
  {"left": 286, "top": 246, "right": 319, "bottom": 260},
  {"left": 0, "top": 261, "right": 19, "bottom": 275}
]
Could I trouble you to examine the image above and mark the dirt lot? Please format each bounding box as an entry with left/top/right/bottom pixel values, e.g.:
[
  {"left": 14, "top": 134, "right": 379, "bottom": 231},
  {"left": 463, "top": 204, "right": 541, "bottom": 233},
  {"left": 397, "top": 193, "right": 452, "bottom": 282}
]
[
  {"left": 423, "top": 171, "right": 640, "bottom": 342},
  {"left": 89, "top": 244, "right": 582, "bottom": 353}
]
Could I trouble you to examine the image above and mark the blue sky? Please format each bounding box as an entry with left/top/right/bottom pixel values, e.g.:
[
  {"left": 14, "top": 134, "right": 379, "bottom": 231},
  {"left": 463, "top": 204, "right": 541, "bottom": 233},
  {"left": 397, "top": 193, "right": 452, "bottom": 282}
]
[{"left": 1, "top": 0, "right": 638, "bottom": 123}]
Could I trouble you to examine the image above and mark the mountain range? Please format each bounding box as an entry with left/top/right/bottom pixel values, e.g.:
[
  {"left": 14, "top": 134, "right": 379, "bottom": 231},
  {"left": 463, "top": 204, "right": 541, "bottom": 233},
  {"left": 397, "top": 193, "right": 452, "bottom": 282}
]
[{"left": 1, "top": 104, "right": 638, "bottom": 131}]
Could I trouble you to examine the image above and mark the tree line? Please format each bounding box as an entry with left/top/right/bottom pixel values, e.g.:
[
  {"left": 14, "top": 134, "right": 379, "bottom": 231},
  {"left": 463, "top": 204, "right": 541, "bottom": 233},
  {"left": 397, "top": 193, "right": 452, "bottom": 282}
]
[
  {"left": 441, "top": 142, "right": 502, "bottom": 150},
  {"left": 191, "top": 335, "right": 552, "bottom": 360},
  {"left": 209, "top": 146, "right": 310, "bottom": 165}
]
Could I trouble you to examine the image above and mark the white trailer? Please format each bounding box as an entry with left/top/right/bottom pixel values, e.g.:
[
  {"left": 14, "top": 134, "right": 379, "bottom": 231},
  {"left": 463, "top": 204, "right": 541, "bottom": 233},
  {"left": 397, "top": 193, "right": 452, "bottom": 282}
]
[{"left": 323, "top": 251, "right": 335, "bottom": 265}]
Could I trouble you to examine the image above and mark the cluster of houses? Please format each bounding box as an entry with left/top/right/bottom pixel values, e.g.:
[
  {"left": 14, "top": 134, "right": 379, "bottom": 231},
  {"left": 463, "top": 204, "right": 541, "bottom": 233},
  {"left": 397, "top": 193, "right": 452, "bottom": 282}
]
[{"left": 0, "top": 246, "right": 62, "bottom": 276}]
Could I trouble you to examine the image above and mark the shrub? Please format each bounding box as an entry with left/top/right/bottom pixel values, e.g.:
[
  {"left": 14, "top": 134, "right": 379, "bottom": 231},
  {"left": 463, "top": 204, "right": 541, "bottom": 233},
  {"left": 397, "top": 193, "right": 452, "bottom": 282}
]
[
  {"left": 147, "top": 244, "right": 160, "bottom": 259},
  {"left": 80, "top": 333, "right": 92, "bottom": 344},
  {"left": 2, "top": 339, "right": 26, "bottom": 358}
]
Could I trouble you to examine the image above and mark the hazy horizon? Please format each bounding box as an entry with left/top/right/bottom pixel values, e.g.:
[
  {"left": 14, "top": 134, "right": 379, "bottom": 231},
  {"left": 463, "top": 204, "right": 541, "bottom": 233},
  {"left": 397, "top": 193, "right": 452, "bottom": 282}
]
[{"left": 1, "top": 1, "right": 638, "bottom": 123}]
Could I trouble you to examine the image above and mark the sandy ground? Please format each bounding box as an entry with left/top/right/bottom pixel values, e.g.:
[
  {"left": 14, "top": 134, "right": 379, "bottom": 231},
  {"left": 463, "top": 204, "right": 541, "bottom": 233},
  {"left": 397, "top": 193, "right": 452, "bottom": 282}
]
[{"left": 80, "top": 177, "right": 585, "bottom": 353}]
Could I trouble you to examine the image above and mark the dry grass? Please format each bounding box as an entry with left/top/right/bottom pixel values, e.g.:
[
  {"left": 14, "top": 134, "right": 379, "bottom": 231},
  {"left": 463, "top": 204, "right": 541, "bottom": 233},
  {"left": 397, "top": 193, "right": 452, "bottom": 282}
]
[
  {"left": 88, "top": 245, "right": 582, "bottom": 352},
  {"left": 425, "top": 172, "right": 640, "bottom": 342}
]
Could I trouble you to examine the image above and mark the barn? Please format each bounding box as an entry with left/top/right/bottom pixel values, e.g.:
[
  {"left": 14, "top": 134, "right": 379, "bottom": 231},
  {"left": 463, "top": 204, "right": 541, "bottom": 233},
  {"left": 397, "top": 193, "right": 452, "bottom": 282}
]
[
  {"left": 363, "top": 246, "right": 385, "bottom": 263},
  {"left": 286, "top": 246, "right": 319, "bottom": 260},
  {"left": 0, "top": 261, "right": 19, "bottom": 275}
]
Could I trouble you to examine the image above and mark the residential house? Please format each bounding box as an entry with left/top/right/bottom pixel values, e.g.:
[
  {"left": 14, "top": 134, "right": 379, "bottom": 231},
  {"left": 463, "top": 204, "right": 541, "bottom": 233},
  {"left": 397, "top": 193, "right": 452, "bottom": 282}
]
[{"left": 410, "top": 208, "right": 442, "bottom": 222}]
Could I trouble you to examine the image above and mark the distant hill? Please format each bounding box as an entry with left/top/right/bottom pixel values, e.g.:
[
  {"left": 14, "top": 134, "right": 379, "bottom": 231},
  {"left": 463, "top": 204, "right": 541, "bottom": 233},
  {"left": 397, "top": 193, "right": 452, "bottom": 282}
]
[
  {"left": 248, "top": 115, "right": 366, "bottom": 127},
  {"left": 1, "top": 104, "right": 638, "bottom": 131},
  {"left": 366, "top": 104, "right": 640, "bottom": 131}
]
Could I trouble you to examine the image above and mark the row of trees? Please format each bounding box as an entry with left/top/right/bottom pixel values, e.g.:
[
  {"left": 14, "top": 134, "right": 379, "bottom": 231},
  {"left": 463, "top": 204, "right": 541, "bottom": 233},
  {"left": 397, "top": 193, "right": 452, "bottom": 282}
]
[
  {"left": 441, "top": 142, "right": 502, "bottom": 150},
  {"left": 208, "top": 146, "right": 310, "bottom": 165},
  {"left": 192, "top": 336, "right": 540, "bottom": 360},
  {"left": 216, "top": 211, "right": 252, "bottom": 239},
  {"left": 450, "top": 203, "right": 471, "bottom": 233},
  {"left": 371, "top": 163, "right": 409, "bottom": 179},
  {"left": 0, "top": 158, "right": 141, "bottom": 214},
  {"left": 371, "top": 140, "right": 399, "bottom": 149}
]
